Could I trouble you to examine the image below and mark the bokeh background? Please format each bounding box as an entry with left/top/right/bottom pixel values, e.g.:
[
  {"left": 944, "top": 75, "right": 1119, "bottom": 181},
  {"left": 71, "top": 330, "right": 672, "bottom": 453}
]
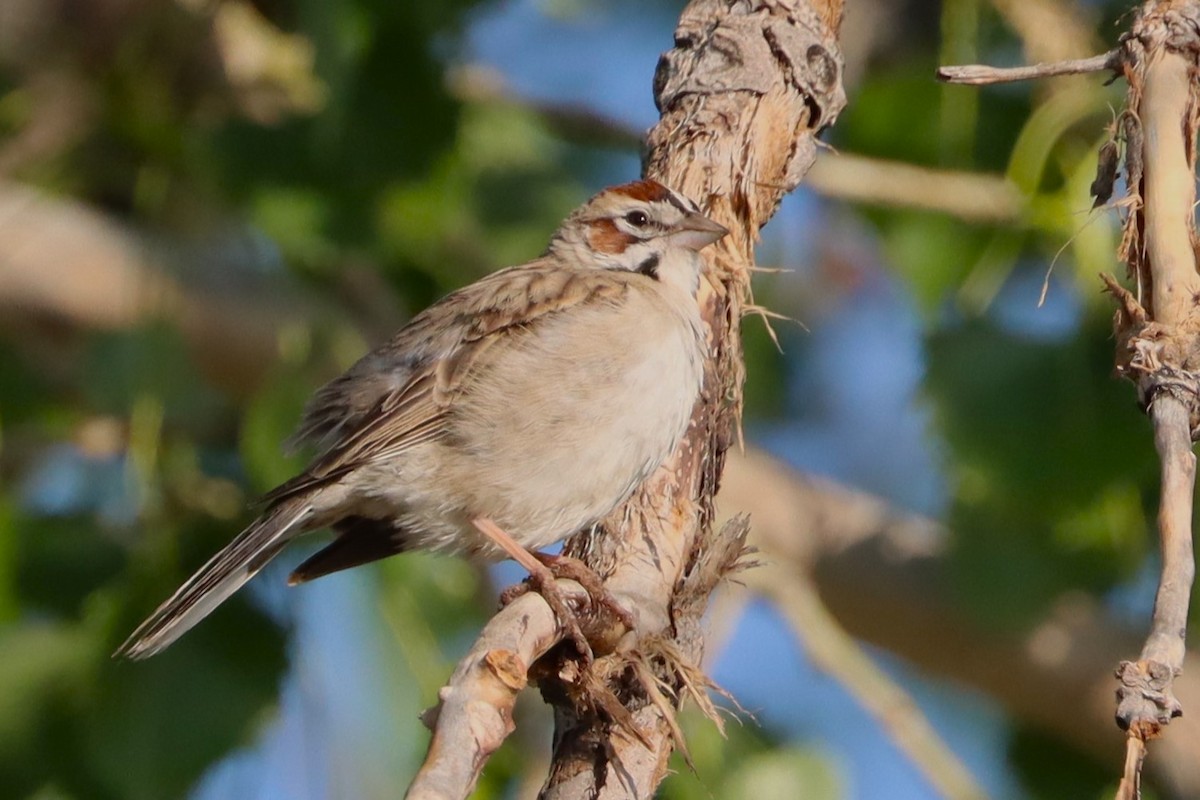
[{"left": 0, "top": 0, "right": 1181, "bottom": 798}]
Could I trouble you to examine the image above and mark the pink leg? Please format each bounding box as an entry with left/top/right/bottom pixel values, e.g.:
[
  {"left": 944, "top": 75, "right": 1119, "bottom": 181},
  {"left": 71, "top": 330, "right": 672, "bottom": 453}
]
[
  {"left": 472, "top": 518, "right": 634, "bottom": 659},
  {"left": 471, "top": 517, "right": 544, "bottom": 574}
]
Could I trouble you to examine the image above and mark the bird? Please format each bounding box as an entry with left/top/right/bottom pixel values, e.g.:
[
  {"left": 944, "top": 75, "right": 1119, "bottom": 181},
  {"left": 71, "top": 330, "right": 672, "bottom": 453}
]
[{"left": 115, "top": 178, "right": 728, "bottom": 660}]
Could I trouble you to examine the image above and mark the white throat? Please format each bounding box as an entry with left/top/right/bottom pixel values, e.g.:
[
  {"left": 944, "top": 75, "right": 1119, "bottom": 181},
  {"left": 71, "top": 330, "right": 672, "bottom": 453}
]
[{"left": 650, "top": 246, "right": 704, "bottom": 298}]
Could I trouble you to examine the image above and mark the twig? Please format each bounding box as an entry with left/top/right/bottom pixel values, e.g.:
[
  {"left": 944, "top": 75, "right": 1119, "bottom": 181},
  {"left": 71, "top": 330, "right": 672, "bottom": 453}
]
[
  {"left": 749, "top": 564, "right": 988, "bottom": 800},
  {"left": 1117, "top": 736, "right": 1147, "bottom": 800},
  {"left": 1113, "top": 393, "right": 1194, "bottom": 734},
  {"left": 937, "top": 51, "right": 1118, "bottom": 85}
]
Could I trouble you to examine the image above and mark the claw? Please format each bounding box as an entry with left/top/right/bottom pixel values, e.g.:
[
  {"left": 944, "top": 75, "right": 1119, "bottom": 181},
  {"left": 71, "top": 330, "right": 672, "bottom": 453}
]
[{"left": 474, "top": 518, "right": 633, "bottom": 661}]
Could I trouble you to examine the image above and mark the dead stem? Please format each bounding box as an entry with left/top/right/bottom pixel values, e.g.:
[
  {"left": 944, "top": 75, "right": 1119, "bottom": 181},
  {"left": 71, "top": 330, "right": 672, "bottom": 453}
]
[{"left": 937, "top": 51, "right": 1118, "bottom": 85}]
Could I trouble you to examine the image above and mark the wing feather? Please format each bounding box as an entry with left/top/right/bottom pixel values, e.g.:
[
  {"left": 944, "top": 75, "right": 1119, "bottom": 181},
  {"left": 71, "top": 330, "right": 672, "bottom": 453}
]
[{"left": 266, "top": 262, "right": 632, "bottom": 504}]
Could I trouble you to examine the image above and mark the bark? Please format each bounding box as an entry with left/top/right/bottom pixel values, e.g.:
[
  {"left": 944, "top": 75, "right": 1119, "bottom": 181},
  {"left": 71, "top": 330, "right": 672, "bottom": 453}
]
[
  {"left": 406, "top": 592, "right": 568, "bottom": 799},
  {"left": 536, "top": 2, "right": 847, "bottom": 795},
  {"left": 1103, "top": 0, "right": 1200, "bottom": 758}
]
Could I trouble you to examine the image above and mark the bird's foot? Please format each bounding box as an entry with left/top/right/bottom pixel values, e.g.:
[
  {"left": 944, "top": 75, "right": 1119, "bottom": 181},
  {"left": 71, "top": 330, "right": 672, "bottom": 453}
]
[
  {"left": 471, "top": 518, "right": 632, "bottom": 661},
  {"left": 500, "top": 553, "right": 635, "bottom": 661}
]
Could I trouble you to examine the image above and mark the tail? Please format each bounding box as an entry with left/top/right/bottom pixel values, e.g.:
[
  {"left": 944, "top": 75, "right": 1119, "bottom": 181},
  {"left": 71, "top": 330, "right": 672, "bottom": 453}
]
[{"left": 115, "top": 500, "right": 311, "bottom": 660}]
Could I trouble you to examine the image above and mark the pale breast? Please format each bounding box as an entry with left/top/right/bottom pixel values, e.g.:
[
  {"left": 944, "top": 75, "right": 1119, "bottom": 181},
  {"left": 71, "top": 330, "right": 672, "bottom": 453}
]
[{"left": 433, "top": 280, "right": 704, "bottom": 552}]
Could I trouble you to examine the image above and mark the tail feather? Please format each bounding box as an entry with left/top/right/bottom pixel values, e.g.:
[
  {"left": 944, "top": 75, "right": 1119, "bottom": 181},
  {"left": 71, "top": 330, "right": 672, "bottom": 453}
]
[
  {"left": 115, "top": 501, "right": 311, "bottom": 660},
  {"left": 287, "top": 516, "right": 406, "bottom": 586}
]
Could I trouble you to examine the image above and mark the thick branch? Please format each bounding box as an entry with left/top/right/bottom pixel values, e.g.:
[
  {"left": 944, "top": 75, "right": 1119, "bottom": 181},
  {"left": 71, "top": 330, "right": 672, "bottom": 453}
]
[
  {"left": 539, "top": 1, "right": 847, "bottom": 795},
  {"left": 1140, "top": 50, "right": 1200, "bottom": 324}
]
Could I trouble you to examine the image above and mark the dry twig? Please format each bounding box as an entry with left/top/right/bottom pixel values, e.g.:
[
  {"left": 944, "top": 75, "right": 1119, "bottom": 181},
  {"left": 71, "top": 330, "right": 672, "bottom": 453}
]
[
  {"left": 937, "top": 52, "right": 1118, "bottom": 86},
  {"left": 941, "top": 1, "right": 1200, "bottom": 792}
]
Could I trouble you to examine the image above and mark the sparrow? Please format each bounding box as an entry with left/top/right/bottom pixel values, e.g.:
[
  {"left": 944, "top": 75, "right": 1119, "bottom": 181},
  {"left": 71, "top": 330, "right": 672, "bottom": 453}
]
[{"left": 116, "top": 179, "right": 728, "bottom": 659}]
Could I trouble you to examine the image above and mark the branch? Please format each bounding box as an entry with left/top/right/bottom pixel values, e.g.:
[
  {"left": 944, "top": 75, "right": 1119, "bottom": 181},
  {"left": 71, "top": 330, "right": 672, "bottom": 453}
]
[
  {"left": 1104, "top": 4, "right": 1200, "bottom": 786},
  {"left": 537, "top": 0, "right": 847, "bottom": 795},
  {"left": 405, "top": 592, "right": 568, "bottom": 800},
  {"left": 941, "top": 0, "right": 1200, "bottom": 789},
  {"left": 937, "top": 51, "right": 1117, "bottom": 85}
]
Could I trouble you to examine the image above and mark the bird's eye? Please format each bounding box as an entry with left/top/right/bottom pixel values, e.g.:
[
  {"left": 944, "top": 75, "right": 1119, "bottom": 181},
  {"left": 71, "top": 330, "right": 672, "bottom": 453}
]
[{"left": 624, "top": 210, "right": 650, "bottom": 228}]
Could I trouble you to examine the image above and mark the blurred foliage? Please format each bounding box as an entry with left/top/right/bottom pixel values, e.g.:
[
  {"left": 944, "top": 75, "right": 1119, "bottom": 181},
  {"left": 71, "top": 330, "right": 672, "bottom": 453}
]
[
  {"left": 0, "top": 0, "right": 1189, "bottom": 798},
  {"left": 929, "top": 311, "right": 1157, "bottom": 626},
  {"left": 1009, "top": 727, "right": 1116, "bottom": 800},
  {"left": 659, "top": 710, "right": 841, "bottom": 800}
]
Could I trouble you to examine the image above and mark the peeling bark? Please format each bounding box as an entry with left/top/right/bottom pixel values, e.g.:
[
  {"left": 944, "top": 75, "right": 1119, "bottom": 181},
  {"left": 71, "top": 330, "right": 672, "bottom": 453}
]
[{"left": 538, "top": 2, "right": 846, "bottom": 795}]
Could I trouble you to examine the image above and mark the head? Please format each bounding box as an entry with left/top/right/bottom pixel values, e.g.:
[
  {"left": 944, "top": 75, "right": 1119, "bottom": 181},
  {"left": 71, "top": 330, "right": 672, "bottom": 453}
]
[{"left": 547, "top": 180, "right": 728, "bottom": 291}]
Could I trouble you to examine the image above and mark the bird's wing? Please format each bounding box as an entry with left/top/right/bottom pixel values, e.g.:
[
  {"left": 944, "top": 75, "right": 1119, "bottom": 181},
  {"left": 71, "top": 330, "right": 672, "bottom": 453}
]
[{"left": 263, "top": 262, "right": 632, "bottom": 504}]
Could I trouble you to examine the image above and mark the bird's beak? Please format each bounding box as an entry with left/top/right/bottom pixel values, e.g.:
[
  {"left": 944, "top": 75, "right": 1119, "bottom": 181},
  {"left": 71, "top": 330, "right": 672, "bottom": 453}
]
[{"left": 670, "top": 211, "right": 729, "bottom": 251}]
